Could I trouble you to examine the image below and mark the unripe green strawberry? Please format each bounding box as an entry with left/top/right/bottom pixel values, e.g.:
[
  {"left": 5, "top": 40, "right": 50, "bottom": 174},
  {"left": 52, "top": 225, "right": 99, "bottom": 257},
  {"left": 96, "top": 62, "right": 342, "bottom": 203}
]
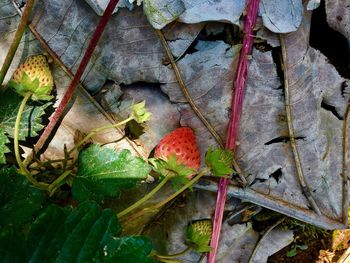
[
  {"left": 9, "top": 54, "right": 53, "bottom": 101},
  {"left": 186, "top": 219, "right": 213, "bottom": 253}
]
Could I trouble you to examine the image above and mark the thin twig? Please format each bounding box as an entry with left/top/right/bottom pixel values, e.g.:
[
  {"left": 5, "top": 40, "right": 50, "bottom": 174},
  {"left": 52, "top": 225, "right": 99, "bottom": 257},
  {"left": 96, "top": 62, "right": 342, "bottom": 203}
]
[
  {"left": 280, "top": 35, "right": 321, "bottom": 215},
  {"left": 156, "top": 29, "right": 247, "bottom": 185},
  {"left": 0, "top": 0, "right": 35, "bottom": 88},
  {"left": 341, "top": 102, "right": 349, "bottom": 226},
  {"left": 208, "top": 0, "right": 260, "bottom": 262},
  {"left": 248, "top": 217, "right": 286, "bottom": 263}
]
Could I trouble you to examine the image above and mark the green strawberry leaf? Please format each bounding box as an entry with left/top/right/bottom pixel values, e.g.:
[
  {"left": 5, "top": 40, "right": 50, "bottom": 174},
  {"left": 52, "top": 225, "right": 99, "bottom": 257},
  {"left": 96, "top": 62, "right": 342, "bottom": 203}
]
[
  {"left": 27, "top": 201, "right": 153, "bottom": 262},
  {"left": 28, "top": 201, "right": 118, "bottom": 262},
  {"left": 205, "top": 147, "right": 234, "bottom": 177},
  {"left": 99, "top": 236, "right": 154, "bottom": 263},
  {"left": 0, "top": 200, "right": 153, "bottom": 262},
  {"left": 0, "top": 166, "right": 45, "bottom": 227},
  {"left": 0, "top": 88, "right": 51, "bottom": 140},
  {"left": 0, "top": 128, "right": 10, "bottom": 164},
  {"left": 72, "top": 144, "right": 151, "bottom": 202},
  {"left": 131, "top": 101, "right": 152, "bottom": 123},
  {"left": 0, "top": 225, "right": 27, "bottom": 262},
  {"left": 149, "top": 155, "right": 194, "bottom": 189}
]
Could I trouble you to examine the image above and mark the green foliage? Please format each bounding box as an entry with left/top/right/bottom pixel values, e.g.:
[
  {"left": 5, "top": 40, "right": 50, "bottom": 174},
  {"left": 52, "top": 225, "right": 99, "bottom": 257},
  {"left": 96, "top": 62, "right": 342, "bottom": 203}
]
[
  {"left": 0, "top": 88, "right": 51, "bottom": 140},
  {"left": 0, "top": 201, "right": 153, "bottom": 262},
  {"left": 186, "top": 219, "right": 213, "bottom": 253},
  {"left": 8, "top": 72, "right": 53, "bottom": 101},
  {"left": 0, "top": 166, "right": 45, "bottom": 227},
  {"left": 282, "top": 218, "right": 327, "bottom": 239},
  {"left": 72, "top": 144, "right": 151, "bottom": 202},
  {"left": 149, "top": 155, "right": 195, "bottom": 188},
  {"left": 205, "top": 148, "right": 234, "bottom": 177},
  {"left": 0, "top": 226, "right": 27, "bottom": 263},
  {"left": 99, "top": 236, "right": 154, "bottom": 263},
  {"left": 0, "top": 128, "right": 10, "bottom": 164},
  {"left": 28, "top": 202, "right": 122, "bottom": 263},
  {"left": 286, "top": 243, "right": 308, "bottom": 257},
  {"left": 131, "top": 101, "right": 152, "bottom": 123}
]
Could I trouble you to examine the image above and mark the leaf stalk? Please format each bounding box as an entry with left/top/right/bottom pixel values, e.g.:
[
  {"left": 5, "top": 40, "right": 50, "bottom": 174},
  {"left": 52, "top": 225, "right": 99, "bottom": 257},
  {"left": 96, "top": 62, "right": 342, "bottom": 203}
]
[{"left": 14, "top": 92, "right": 48, "bottom": 190}]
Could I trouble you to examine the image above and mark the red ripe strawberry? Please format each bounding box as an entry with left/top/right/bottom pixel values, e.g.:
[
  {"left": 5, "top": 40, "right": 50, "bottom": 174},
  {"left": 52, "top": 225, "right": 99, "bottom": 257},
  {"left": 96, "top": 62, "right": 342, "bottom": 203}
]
[{"left": 154, "top": 127, "right": 201, "bottom": 171}]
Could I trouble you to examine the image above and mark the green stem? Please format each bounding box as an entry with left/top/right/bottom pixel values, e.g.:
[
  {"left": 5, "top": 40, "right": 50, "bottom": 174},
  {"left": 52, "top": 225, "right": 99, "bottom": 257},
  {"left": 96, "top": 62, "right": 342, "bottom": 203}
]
[
  {"left": 68, "top": 116, "right": 133, "bottom": 155},
  {"left": 0, "top": 0, "right": 36, "bottom": 88},
  {"left": 48, "top": 170, "right": 72, "bottom": 194},
  {"left": 154, "top": 246, "right": 191, "bottom": 259},
  {"left": 117, "top": 175, "right": 171, "bottom": 218},
  {"left": 14, "top": 93, "right": 47, "bottom": 190},
  {"left": 122, "top": 169, "right": 209, "bottom": 221},
  {"left": 153, "top": 169, "right": 208, "bottom": 210},
  {"left": 155, "top": 258, "right": 181, "bottom": 263}
]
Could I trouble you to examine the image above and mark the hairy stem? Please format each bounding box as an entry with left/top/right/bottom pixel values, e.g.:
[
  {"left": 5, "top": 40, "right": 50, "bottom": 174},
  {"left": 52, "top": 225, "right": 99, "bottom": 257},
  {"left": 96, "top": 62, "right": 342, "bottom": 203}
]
[
  {"left": 208, "top": 0, "right": 260, "bottom": 262},
  {"left": 121, "top": 169, "right": 208, "bottom": 222},
  {"left": 48, "top": 169, "right": 72, "bottom": 194},
  {"left": 280, "top": 35, "right": 321, "bottom": 215},
  {"left": 14, "top": 93, "right": 47, "bottom": 189},
  {"left": 31, "top": 0, "right": 120, "bottom": 156},
  {"left": 117, "top": 175, "right": 171, "bottom": 218},
  {"left": 68, "top": 116, "right": 133, "bottom": 155},
  {"left": 0, "top": 0, "right": 35, "bottom": 88},
  {"left": 154, "top": 258, "right": 181, "bottom": 263},
  {"left": 153, "top": 169, "right": 208, "bottom": 210},
  {"left": 14, "top": 93, "right": 31, "bottom": 174}
]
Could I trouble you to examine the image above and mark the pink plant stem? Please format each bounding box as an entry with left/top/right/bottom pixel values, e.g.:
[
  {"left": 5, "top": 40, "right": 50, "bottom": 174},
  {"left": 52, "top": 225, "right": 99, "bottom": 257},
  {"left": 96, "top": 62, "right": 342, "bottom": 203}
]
[
  {"left": 207, "top": 0, "right": 260, "bottom": 262},
  {"left": 33, "top": 0, "right": 119, "bottom": 153}
]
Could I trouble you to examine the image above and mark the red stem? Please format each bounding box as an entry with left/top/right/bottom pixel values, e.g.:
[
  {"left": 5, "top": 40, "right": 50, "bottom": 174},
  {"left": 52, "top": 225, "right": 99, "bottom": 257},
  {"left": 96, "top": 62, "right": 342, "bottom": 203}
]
[
  {"left": 33, "top": 0, "right": 119, "bottom": 153},
  {"left": 207, "top": 0, "right": 260, "bottom": 262}
]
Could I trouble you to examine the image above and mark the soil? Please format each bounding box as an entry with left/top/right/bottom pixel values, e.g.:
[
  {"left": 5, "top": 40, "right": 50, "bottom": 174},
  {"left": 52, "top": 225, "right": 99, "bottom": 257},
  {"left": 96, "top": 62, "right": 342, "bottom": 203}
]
[{"left": 268, "top": 228, "right": 350, "bottom": 263}]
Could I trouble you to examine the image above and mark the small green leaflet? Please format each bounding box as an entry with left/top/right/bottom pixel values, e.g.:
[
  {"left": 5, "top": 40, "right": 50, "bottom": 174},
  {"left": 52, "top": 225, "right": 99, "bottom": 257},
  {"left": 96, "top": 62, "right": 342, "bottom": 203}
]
[
  {"left": 0, "top": 128, "right": 10, "bottom": 164},
  {"left": 205, "top": 148, "right": 234, "bottom": 177},
  {"left": 131, "top": 101, "right": 152, "bottom": 123},
  {"left": 0, "top": 166, "right": 45, "bottom": 227},
  {"left": 149, "top": 155, "right": 194, "bottom": 189},
  {"left": 0, "top": 88, "right": 51, "bottom": 140},
  {"left": 72, "top": 144, "right": 151, "bottom": 202}
]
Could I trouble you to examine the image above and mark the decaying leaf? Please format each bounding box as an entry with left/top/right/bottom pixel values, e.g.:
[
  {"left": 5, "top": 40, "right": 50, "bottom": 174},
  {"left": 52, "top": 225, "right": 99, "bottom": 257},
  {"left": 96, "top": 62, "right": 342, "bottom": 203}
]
[
  {"left": 325, "top": 0, "right": 350, "bottom": 39},
  {"left": 1, "top": 0, "right": 349, "bottom": 262}
]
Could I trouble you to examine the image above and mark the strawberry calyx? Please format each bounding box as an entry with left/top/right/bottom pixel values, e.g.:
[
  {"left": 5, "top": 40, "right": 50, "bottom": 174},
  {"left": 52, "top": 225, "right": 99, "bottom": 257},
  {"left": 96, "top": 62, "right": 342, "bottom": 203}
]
[
  {"left": 154, "top": 127, "right": 201, "bottom": 174},
  {"left": 9, "top": 55, "right": 53, "bottom": 101}
]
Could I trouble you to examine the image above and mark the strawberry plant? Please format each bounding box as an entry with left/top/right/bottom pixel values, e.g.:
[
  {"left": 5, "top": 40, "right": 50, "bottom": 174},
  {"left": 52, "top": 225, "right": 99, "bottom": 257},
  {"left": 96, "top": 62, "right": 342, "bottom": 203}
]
[{"left": 0, "top": 49, "right": 234, "bottom": 262}]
